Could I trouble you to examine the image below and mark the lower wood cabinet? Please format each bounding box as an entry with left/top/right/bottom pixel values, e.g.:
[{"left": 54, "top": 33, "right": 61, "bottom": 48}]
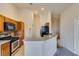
[
  {"left": 0, "top": 41, "right": 10, "bottom": 56},
  {"left": 0, "top": 42, "right": 24, "bottom": 56}
]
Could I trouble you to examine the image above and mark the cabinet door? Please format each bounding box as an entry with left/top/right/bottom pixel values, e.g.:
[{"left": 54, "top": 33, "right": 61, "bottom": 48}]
[
  {"left": 17, "top": 22, "right": 24, "bottom": 40},
  {"left": 17, "top": 22, "right": 24, "bottom": 31},
  {"left": 21, "top": 22, "right": 24, "bottom": 31},
  {"left": 20, "top": 22, "right": 24, "bottom": 39},
  {"left": 0, "top": 15, "right": 4, "bottom": 32},
  {"left": 1, "top": 42, "right": 10, "bottom": 56},
  {"left": 17, "top": 22, "right": 21, "bottom": 31}
]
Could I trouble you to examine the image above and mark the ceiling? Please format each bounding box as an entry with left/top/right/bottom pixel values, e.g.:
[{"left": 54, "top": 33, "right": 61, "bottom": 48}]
[{"left": 13, "top": 3, "right": 74, "bottom": 14}]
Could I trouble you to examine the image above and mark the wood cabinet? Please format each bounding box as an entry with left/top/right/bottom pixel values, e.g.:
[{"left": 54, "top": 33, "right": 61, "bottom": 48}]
[
  {"left": 0, "top": 41, "right": 10, "bottom": 56},
  {"left": 0, "top": 15, "right": 4, "bottom": 32},
  {"left": 0, "top": 15, "right": 24, "bottom": 32},
  {"left": 17, "top": 22, "right": 24, "bottom": 31},
  {"left": 21, "top": 22, "right": 24, "bottom": 31},
  {"left": 5, "top": 17, "right": 17, "bottom": 25},
  {"left": 16, "top": 22, "right": 24, "bottom": 40}
]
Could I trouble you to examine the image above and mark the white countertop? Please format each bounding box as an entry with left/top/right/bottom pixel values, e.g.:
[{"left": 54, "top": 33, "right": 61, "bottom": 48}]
[
  {"left": 26, "top": 34, "right": 58, "bottom": 41},
  {"left": 0, "top": 40, "right": 10, "bottom": 45}
]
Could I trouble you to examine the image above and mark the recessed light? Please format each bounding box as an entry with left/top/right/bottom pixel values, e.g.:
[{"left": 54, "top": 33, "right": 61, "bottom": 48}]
[{"left": 41, "top": 8, "right": 44, "bottom": 11}]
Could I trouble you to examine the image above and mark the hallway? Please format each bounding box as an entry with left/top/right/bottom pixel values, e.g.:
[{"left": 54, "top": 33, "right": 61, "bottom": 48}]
[{"left": 54, "top": 48, "right": 78, "bottom": 56}]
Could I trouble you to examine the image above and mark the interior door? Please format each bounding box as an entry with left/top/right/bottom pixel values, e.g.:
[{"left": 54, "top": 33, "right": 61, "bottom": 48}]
[{"left": 74, "top": 18, "right": 79, "bottom": 52}]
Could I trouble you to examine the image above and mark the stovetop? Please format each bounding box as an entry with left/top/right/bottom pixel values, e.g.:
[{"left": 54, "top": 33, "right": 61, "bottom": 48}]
[{"left": 0, "top": 36, "right": 19, "bottom": 42}]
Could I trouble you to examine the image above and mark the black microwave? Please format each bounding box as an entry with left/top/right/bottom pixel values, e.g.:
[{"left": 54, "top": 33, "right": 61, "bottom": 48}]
[{"left": 4, "top": 22, "right": 16, "bottom": 31}]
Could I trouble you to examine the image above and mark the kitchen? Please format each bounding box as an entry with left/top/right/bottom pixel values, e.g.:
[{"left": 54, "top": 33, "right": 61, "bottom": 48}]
[
  {"left": 1, "top": 3, "right": 78, "bottom": 56},
  {"left": 0, "top": 1, "right": 78, "bottom": 59},
  {"left": 0, "top": 3, "right": 58, "bottom": 56}
]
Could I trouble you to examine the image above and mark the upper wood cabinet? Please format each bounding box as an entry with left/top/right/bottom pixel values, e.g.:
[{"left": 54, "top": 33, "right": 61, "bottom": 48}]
[
  {"left": 0, "top": 15, "right": 24, "bottom": 32},
  {"left": 21, "top": 22, "right": 24, "bottom": 31},
  {"left": 16, "top": 22, "right": 24, "bottom": 39},
  {"left": 17, "top": 22, "right": 24, "bottom": 31},
  {"left": 0, "top": 15, "right": 4, "bottom": 32}
]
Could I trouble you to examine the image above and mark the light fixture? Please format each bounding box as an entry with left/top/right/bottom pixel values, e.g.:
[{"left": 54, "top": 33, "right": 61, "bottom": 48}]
[{"left": 41, "top": 8, "right": 44, "bottom": 11}]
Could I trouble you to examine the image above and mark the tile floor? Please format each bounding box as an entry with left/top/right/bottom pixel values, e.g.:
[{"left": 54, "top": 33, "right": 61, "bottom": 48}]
[{"left": 54, "top": 48, "right": 78, "bottom": 56}]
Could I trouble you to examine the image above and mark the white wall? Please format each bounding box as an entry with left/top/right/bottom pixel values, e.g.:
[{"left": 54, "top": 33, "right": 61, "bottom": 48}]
[
  {"left": 60, "top": 4, "right": 79, "bottom": 52},
  {"left": 40, "top": 11, "right": 52, "bottom": 33},
  {"left": 18, "top": 9, "right": 52, "bottom": 40},
  {"left": 0, "top": 3, "right": 19, "bottom": 20},
  {"left": 18, "top": 9, "right": 33, "bottom": 39},
  {"left": 51, "top": 13, "right": 60, "bottom": 36}
]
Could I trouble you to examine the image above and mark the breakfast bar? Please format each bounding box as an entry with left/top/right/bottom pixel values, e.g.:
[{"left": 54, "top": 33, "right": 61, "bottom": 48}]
[{"left": 25, "top": 35, "right": 57, "bottom": 56}]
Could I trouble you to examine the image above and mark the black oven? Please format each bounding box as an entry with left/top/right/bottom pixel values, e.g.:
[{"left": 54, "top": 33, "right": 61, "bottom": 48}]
[{"left": 4, "top": 22, "right": 16, "bottom": 31}]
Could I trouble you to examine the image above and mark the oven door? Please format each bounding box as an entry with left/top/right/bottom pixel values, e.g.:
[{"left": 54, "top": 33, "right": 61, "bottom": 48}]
[{"left": 11, "top": 40, "right": 19, "bottom": 53}]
